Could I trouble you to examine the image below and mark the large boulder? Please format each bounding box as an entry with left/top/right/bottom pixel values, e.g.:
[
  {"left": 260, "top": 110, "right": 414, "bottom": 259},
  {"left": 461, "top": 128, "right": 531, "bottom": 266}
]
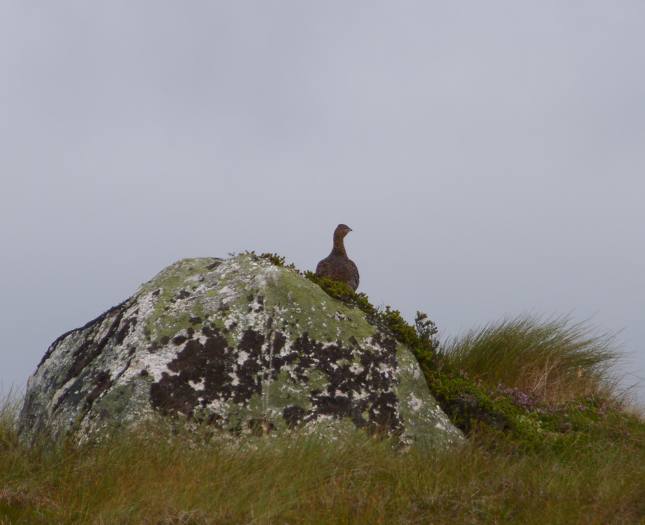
[{"left": 19, "top": 254, "right": 463, "bottom": 449}]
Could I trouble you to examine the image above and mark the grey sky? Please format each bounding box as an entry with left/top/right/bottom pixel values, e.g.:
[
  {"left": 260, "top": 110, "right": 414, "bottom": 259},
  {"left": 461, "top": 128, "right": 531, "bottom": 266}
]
[{"left": 1, "top": 2, "right": 644, "bottom": 403}]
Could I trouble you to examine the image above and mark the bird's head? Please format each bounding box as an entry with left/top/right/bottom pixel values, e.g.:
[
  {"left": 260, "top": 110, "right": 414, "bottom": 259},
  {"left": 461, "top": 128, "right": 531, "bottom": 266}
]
[{"left": 335, "top": 224, "right": 353, "bottom": 238}]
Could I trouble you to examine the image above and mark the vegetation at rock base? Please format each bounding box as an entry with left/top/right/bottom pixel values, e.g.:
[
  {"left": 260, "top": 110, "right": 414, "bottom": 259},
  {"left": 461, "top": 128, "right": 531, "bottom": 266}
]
[
  {"left": 1, "top": 398, "right": 643, "bottom": 524},
  {"left": 1, "top": 253, "right": 643, "bottom": 524}
]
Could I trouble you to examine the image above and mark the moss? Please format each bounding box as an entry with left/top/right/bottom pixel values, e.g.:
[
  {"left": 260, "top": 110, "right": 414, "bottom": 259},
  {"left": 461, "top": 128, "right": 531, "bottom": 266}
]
[
  {"left": 139, "top": 258, "right": 217, "bottom": 296},
  {"left": 263, "top": 269, "right": 376, "bottom": 346},
  {"left": 150, "top": 312, "right": 195, "bottom": 342},
  {"left": 305, "top": 369, "right": 330, "bottom": 392},
  {"left": 425, "top": 366, "right": 560, "bottom": 449},
  {"left": 425, "top": 369, "right": 511, "bottom": 434},
  {"left": 304, "top": 273, "right": 438, "bottom": 366},
  {"left": 140, "top": 258, "right": 218, "bottom": 342},
  {"left": 305, "top": 273, "right": 377, "bottom": 315}
]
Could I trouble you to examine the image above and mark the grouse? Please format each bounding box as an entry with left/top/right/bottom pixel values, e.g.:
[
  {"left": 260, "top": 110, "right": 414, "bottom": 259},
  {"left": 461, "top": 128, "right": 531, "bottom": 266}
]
[{"left": 315, "top": 224, "right": 360, "bottom": 291}]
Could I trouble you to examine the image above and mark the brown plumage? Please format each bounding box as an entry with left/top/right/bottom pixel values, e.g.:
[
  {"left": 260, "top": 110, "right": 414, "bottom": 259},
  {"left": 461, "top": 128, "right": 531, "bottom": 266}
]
[{"left": 315, "top": 224, "right": 360, "bottom": 291}]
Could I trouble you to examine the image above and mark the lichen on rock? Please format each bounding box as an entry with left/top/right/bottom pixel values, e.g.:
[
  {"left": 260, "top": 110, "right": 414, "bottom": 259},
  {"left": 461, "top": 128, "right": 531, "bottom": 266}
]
[{"left": 18, "top": 254, "right": 463, "bottom": 449}]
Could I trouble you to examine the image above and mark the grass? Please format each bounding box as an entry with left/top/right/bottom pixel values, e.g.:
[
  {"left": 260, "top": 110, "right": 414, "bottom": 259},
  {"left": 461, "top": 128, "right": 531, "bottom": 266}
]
[
  {"left": 439, "top": 316, "right": 620, "bottom": 406},
  {"left": 2, "top": 257, "right": 643, "bottom": 523},
  {"left": 0, "top": 409, "right": 643, "bottom": 524}
]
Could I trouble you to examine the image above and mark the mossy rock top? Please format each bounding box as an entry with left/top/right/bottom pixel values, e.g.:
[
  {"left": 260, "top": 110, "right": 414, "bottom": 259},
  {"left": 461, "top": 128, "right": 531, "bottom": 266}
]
[{"left": 19, "top": 254, "right": 463, "bottom": 449}]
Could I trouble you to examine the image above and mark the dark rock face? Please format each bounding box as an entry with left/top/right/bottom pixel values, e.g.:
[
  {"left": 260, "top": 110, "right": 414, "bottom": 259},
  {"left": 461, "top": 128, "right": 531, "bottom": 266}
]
[
  {"left": 148, "top": 326, "right": 403, "bottom": 436},
  {"left": 18, "top": 254, "right": 463, "bottom": 448}
]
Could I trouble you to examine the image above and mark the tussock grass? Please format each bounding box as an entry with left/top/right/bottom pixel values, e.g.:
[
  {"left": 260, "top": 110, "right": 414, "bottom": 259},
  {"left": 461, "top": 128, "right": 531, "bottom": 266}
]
[
  {"left": 1, "top": 401, "right": 644, "bottom": 524},
  {"left": 0, "top": 394, "right": 19, "bottom": 452},
  {"left": 440, "top": 316, "right": 620, "bottom": 405}
]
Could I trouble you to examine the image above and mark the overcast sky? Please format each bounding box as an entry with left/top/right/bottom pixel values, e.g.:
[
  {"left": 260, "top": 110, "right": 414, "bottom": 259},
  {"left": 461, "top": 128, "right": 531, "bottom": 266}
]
[{"left": 1, "top": 2, "right": 643, "bottom": 404}]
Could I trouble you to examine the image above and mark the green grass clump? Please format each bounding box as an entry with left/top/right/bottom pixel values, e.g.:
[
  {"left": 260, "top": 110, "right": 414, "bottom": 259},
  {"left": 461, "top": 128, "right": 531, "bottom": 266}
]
[
  {"left": 440, "top": 316, "right": 619, "bottom": 405},
  {"left": 423, "top": 316, "right": 630, "bottom": 452}
]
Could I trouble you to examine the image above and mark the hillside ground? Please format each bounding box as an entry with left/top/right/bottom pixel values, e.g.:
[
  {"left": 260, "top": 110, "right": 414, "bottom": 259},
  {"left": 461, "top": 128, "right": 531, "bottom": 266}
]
[{"left": 1, "top": 259, "right": 643, "bottom": 524}]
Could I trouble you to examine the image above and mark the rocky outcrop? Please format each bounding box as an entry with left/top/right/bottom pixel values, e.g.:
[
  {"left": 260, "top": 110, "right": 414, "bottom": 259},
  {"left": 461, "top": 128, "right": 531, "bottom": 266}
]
[{"left": 18, "top": 254, "right": 463, "bottom": 449}]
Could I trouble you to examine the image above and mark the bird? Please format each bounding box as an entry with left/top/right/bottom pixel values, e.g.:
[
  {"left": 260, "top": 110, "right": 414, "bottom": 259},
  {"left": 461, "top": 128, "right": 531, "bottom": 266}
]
[{"left": 315, "top": 224, "right": 360, "bottom": 291}]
